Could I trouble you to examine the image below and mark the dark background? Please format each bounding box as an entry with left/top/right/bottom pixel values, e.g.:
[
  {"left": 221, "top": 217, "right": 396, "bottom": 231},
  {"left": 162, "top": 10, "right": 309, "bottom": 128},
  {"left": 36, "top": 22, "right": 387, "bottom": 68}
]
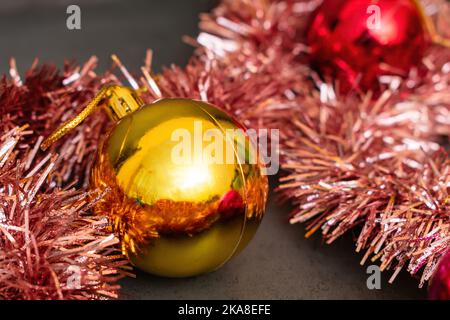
[{"left": 0, "top": 0, "right": 425, "bottom": 299}]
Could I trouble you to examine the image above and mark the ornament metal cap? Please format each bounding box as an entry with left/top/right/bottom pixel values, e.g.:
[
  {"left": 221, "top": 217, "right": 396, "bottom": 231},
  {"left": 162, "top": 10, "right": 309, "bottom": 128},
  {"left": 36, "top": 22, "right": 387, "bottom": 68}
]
[{"left": 41, "top": 85, "right": 144, "bottom": 151}]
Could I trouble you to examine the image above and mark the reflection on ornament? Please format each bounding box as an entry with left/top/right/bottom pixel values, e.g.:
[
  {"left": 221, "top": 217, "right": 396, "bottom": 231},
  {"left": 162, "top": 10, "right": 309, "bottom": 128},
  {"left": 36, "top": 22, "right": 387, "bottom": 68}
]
[{"left": 176, "top": 163, "right": 211, "bottom": 190}]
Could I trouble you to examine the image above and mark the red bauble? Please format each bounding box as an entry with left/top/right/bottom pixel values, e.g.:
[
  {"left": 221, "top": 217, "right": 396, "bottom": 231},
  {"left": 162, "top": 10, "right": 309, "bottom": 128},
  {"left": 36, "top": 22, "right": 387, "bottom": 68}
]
[
  {"left": 429, "top": 250, "right": 450, "bottom": 300},
  {"left": 306, "top": 0, "right": 429, "bottom": 93}
]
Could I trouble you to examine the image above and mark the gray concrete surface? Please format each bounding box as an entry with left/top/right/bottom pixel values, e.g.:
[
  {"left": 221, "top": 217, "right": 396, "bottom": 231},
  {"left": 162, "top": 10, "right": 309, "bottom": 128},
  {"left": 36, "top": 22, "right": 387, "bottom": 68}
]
[{"left": 0, "top": 0, "right": 425, "bottom": 299}]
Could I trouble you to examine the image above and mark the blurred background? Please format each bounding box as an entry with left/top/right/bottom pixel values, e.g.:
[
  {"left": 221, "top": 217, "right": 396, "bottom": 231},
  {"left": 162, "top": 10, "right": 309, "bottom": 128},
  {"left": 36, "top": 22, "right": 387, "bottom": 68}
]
[
  {"left": 0, "top": 0, "right": 214, "bottom": 73},
  {"left": 0, "top": 0, "right": 425, "bottom": 299}
]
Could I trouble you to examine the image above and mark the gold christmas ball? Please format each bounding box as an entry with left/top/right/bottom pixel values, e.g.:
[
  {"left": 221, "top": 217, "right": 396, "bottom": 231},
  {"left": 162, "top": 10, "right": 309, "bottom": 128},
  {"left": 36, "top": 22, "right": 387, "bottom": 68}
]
[{"left": 91, "top": 98, "right": 268, "bottom": 277}]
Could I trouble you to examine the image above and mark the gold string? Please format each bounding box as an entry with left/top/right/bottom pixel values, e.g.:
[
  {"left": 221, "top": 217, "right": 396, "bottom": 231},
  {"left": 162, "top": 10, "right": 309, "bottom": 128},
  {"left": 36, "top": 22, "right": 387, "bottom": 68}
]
[{"left": 41, "top": 86, "right": 111, "bottom": 151}]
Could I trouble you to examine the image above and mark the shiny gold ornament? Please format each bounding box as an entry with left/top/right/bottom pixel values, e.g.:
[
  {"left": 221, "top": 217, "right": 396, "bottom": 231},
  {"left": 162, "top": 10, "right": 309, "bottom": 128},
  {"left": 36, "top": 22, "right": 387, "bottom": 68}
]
[{"left": 42, "top": 85, "right": 268, "bottom": 277}]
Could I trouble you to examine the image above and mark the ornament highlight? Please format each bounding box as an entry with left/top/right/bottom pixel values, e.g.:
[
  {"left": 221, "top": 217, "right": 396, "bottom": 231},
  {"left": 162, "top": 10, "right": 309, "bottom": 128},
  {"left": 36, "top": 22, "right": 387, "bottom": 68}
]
[
  {"left": 42, "top": 85, "right": 268, "bottom": 278},
  {"left": 306, "top": 0, "right": 429, "bottom": 93}
]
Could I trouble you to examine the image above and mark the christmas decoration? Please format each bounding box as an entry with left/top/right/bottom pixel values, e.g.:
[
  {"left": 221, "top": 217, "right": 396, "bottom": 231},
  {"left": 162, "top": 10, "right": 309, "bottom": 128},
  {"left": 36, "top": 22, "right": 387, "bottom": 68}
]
[
  {"left": 42, "top": 84, "right": 268, "bottom": 277},
  {"left": 429, "top": 249, "right": 450, "bottom": 299},
  {"left": 1, "top": 0, "right": 449, "bottom": 299},
  {"left": 305, "top": 0, "right": 430, "bottom": 93}
]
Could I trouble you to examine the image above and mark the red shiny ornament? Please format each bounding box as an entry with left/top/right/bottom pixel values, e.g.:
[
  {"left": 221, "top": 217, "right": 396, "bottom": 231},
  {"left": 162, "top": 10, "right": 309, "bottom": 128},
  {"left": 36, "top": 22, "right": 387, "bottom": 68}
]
[
  {"left": 306, "top": 0, "right": 429, "bottom": 93},
  {"left": 429, "top": 250, "right": 450, "bottom": 300}
]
